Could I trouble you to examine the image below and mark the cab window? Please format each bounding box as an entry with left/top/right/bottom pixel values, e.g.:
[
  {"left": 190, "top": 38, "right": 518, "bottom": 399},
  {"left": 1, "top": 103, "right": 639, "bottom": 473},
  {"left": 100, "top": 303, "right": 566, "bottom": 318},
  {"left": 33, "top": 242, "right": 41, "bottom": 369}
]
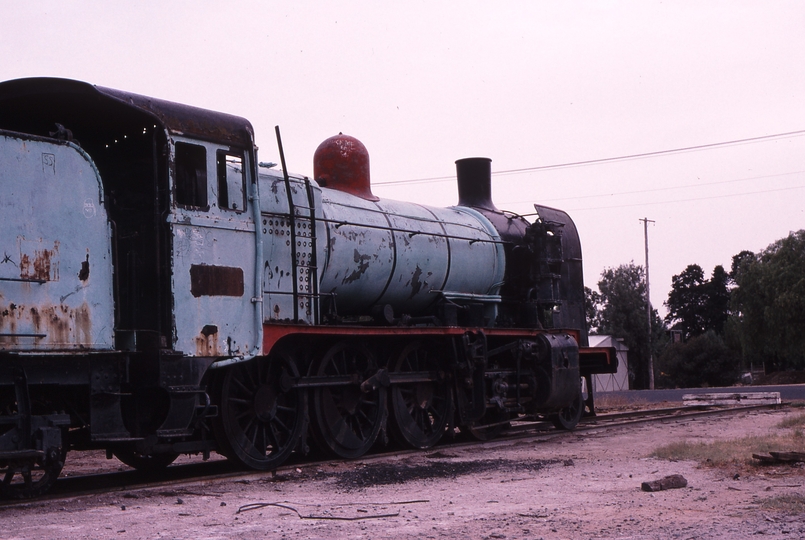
[
  {"left": 175, "top": 142, "right": 208, "bottom": 208},
  {"left": 216, "top": 150, "right": 246, "bottom": 211}
]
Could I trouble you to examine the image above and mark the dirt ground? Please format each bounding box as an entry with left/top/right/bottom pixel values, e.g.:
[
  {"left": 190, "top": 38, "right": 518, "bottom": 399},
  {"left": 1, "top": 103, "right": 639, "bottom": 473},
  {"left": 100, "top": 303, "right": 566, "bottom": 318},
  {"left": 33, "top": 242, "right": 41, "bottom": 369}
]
[{"left": 2, "top": 407, "right": 804, "bottom": 539}]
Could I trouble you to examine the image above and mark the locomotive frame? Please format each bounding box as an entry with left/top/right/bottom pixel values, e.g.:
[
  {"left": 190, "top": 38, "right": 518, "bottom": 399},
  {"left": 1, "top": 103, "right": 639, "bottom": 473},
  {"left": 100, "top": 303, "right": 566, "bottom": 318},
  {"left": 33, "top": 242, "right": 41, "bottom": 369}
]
[{"left": 0, "top": 78, "right": 616, "bottom": 498}]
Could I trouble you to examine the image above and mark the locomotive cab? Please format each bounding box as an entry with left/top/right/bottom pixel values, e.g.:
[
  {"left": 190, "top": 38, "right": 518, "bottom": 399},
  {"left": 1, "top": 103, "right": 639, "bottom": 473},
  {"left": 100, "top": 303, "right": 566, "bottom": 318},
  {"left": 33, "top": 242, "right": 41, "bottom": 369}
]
[{"left": 0, "top": 78, "right": 262, "bottom": 360}]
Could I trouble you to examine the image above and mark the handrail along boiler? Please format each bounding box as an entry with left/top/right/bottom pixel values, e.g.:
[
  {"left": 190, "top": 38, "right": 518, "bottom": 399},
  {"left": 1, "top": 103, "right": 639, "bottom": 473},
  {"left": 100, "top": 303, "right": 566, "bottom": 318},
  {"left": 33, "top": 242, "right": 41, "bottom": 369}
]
[{"left": 0, "top": 78, "right": 616, "bottom": 498}]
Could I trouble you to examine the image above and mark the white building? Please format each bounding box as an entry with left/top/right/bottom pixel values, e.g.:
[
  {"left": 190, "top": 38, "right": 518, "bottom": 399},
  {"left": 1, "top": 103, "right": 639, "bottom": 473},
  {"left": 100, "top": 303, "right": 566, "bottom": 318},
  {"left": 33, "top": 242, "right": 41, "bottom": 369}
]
[{"left": 588, "top": 336, "right": 630, "bottom": 391}]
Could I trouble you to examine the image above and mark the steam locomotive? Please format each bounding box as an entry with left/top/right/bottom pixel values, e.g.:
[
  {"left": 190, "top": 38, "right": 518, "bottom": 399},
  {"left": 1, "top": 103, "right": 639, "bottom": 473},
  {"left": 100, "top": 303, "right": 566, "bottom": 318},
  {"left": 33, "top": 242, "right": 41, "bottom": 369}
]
[{"left": 0, "top": 78, "right": 616, "bottom": 498}]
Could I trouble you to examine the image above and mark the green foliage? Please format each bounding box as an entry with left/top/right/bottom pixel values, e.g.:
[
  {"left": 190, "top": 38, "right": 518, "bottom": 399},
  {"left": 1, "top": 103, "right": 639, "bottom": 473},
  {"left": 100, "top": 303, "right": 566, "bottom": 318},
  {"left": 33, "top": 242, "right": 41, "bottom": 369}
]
[
  {"left": 656, "top": 330, "right": 740, "bottom": 388},
  {"left": 705, "top": 265, "right": 731, "bottom": 335},
  {"left": 730, "top": 250, "right": 756, "bottom": 280},
  {"left": 584, "top": 286, "right": 602, "bottom": 334},
  {"left": 665, "top": 264, "right": 706, "bottom": 338},
  {"left": 664, "top": 264, "right": 730, "bottom": 340},
  {"left": 732, "top": 230, "right": 805, "bottom": 371},
  {"left": 591, "top": 263, "right": 666, "bottom": 389},
  {"left": 590, "top": 228, "right": 805, "bottom": 386}
]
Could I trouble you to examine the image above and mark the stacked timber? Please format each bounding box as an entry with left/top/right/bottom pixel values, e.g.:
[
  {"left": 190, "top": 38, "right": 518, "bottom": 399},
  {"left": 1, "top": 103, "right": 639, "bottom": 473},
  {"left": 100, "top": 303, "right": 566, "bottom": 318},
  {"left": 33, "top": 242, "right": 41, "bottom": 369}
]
[
  {"left": 682, "top": 392, "right": 781, "bottom": 406},
  {"left": 752, "top": 451, "right": 805, "bottom": 464}
]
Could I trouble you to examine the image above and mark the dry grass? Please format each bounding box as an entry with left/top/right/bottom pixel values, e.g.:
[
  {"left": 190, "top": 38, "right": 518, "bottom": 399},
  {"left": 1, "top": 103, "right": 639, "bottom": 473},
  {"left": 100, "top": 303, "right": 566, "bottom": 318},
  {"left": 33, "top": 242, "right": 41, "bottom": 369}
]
[
  {"left": 651, "top": 412, "right": 805, "bottom": 467},
  {"left": 760, "top": 494, "right": 805, "bottom": 513},
  {"left": 651, "top": 434, "right": 804, "bottom": 466},
  {"left": 776, "top": 412, "right": 805, "bottom": 429},
  {"left": 594, "top": 393, "right": 648, "bottom": 412},
  {"left": 651, "top": 408, "right": 805, "bottom": 467}
]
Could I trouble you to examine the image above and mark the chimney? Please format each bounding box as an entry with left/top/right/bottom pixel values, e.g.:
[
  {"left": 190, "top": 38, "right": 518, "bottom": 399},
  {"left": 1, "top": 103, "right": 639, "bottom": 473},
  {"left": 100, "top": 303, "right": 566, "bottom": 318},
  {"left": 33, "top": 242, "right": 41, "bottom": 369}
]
[{"left": 455, "top": 157, "right": 498, "bottom": 211}]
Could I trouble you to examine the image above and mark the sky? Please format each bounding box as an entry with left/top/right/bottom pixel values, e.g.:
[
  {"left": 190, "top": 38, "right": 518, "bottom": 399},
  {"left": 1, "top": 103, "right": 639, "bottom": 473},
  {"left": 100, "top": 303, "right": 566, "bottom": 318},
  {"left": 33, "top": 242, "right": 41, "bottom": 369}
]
[{"left": 3, "top": 1, "right": 804, "bottom": 317}]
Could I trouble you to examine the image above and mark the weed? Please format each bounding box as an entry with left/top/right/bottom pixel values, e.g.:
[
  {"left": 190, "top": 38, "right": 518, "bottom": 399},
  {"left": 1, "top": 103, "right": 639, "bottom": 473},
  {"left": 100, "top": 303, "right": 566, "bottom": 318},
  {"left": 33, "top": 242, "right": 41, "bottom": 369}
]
[
  {"left": 595, "top": 394, "right": 648, "bottom": 412},
  {"left": 776, "top": 413, "right": 805, "bottom": 429},
  {"left": 651, "top": 434, "right": 805, "bottom": 467},
  {"left": 760, "top": 494, "right": 805, "bottom": 513}
]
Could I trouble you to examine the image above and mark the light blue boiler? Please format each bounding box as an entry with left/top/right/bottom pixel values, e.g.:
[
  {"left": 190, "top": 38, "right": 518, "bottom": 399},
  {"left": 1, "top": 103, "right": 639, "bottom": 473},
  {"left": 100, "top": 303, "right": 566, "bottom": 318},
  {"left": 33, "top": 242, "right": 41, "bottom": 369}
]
[{"left": 258, "top": 168, "right": 506, "bottom": 326}]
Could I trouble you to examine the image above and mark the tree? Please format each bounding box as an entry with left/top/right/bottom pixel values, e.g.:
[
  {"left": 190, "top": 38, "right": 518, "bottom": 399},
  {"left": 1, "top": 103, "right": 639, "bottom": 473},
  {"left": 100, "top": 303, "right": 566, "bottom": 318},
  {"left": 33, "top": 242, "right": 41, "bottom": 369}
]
[
  {"left": 730, "top": 250, "right": 756, "bottom": 281},
  {"left": 665, "top": 264, "right": 706, "bottom": 339},
  {"left": 660, "top": 264, "right": 737, "bottom": 387},
  {"left": 665, "top": 264, "right": 731, "bottom": 340},
  {"left": 584, "top": 286, "right": 603, "bottom": 334},
  {"left": 702, "top": 265, "right": 730, "bottom": 335},
  {"left": 656, "top": 330, "right": 740, "bottom": 388},
  {"left": 593, "top": 263, "right": 666, "bottom": 389},
  {"left": 732, "top": 230, "right": 805, "bottom": 371}
]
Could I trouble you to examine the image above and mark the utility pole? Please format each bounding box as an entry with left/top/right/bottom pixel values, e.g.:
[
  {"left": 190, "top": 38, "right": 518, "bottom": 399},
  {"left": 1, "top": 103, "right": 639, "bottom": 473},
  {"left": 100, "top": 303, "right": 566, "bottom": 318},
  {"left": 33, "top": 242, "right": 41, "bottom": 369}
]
[{"left": 640, "top": 218, "right": 656, "bottom": 390}]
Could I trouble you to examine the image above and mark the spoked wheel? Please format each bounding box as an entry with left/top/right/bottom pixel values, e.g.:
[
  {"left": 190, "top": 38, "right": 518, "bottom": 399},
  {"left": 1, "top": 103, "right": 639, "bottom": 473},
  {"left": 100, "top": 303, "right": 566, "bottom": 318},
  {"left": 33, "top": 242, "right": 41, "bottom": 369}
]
[
  {"left": 465, "top": 407, "right": 511, "bottom": 441},
  {"left": 218, "top": 354, "right": 307, "bottom": 470},
  {"left": 551, "top": 380, "right": 584, "bottom": 430},
  {"left": 388, "top": 341, "right": 453, "bottom": 449},
  {"left": 310, "top": 341, "right": 386, "bottom": 459},
  {"left": 0, "top": 432, "right": 67, "bottom": 499},
  {"left": 113, "top": 449, "right": 179, "bottom": 472}
]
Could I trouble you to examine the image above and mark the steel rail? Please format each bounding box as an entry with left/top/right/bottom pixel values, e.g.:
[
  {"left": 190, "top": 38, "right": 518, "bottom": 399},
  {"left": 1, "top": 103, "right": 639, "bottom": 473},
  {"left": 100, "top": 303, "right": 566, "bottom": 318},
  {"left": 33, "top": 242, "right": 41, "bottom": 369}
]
[{"left": 0, "top": 402, "right": 784, "bottom": 508}]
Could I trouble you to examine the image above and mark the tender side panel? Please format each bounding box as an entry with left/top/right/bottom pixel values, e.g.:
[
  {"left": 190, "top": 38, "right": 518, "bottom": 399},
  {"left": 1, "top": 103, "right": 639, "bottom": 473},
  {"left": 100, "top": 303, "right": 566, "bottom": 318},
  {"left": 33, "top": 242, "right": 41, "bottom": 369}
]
[{"left": 0, "top": 132, "right": 114, "bottom": 351}]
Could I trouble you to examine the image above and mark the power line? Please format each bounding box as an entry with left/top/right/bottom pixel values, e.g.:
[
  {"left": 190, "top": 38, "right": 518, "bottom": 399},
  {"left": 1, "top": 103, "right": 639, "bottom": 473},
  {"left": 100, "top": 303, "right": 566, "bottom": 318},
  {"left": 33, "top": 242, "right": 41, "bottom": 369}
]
[
  {"left": 504, "top": 169, "right": 805, "bottom": 205},
  {"left": 373, "top": 129, "right": 805, "bottom": 187},
  {"left": 562, "top": 184, "right": 805, "bottom": 212}
]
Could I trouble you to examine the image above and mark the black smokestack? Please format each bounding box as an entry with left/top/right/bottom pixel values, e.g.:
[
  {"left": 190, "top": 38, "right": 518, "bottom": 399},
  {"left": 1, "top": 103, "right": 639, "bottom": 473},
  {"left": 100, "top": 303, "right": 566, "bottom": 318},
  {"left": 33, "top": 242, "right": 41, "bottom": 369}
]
[{"left": 456, "top": 157, "right": 498, "bottom": 211}]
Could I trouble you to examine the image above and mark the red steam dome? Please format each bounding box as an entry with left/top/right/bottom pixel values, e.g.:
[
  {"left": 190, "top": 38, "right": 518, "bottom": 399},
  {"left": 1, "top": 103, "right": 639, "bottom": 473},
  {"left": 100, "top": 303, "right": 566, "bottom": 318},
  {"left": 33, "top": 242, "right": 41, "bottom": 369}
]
[{"left": 313, "top": 133, "right": 378, "bottom": 201}]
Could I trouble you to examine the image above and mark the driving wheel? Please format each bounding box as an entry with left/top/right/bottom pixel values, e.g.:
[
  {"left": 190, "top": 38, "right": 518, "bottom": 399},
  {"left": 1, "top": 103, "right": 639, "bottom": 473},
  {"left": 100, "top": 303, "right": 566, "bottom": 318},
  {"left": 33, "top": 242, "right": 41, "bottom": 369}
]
[
  {"left": 218, "top": 354, "right": 307, "bottom": 470},
  {"left": 310, "top": 341, "right": 386, "bottom": 459},
  {"left": 388, "top": 341, "right": 453, "bottom": 449}
]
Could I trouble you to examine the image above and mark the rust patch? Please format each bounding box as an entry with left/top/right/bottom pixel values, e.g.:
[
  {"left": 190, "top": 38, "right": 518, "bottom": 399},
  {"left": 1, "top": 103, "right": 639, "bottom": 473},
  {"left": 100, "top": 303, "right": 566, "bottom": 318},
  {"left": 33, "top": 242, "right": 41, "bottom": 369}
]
[
  {"left": 19, "top": 241, "right": 60, "bottom": 282},
  {"left": 195, "top": 325, "right": 220, "bottom": 356},
  {"left": 75, "top": 303, "right": 92, "bottom": 345},
  {"left": 30, "top": 306, "right": 41, "bottom": 332},
  {"left": 0, "top": 301, "right": 94, "bottom": 349},
  {"left": 0, "top": 303, "right": 15, "bottom": 338},
  {"left": 45, "top": 304, "right": 71, "bottom": 345},
  {"left": 189, "top": 264, "right": 244, "bottom": 297}
]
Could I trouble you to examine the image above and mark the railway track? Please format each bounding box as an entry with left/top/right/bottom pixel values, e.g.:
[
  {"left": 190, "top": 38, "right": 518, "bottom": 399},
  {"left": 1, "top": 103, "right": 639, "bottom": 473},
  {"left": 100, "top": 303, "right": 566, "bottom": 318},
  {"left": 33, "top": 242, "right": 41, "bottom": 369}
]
[{"left": 0, "top": 402, "right": 783, "bottom": 508}]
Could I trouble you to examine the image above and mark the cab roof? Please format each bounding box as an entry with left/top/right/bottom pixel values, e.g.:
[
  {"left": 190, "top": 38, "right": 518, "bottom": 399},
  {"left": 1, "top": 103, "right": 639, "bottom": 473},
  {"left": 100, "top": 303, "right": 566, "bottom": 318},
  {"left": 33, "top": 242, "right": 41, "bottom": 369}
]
[{"left": 0, "top": 77, "right": 254, "bottom": 147}]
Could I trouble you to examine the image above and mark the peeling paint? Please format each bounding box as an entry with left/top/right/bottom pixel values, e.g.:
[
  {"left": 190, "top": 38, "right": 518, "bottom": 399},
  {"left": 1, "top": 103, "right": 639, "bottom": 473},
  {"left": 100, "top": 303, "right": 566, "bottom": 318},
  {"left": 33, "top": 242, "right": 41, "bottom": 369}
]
[
  {"left": 78, "top": 252, "right": 90, "bottom": 281},
  {"left": 342, "top": 249, "right": 371, "bottom": 285},
  {"left": 407, "top": 266, "right": 423, "bottom": 298}
]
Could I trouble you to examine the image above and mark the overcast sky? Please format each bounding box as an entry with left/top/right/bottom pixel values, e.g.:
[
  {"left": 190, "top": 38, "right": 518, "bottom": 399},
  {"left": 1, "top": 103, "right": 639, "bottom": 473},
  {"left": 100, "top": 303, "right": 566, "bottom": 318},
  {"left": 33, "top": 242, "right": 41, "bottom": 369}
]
[{"left": 3, "top": 2, "right": 804, "bottom": 316}]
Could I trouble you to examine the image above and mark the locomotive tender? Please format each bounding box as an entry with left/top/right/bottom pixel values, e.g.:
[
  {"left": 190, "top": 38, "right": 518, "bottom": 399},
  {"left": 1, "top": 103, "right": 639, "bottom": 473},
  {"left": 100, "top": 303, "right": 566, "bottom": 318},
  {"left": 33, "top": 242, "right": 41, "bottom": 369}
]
[{"left": 0, "top": 78, "right": 616, "bottom": 498}]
